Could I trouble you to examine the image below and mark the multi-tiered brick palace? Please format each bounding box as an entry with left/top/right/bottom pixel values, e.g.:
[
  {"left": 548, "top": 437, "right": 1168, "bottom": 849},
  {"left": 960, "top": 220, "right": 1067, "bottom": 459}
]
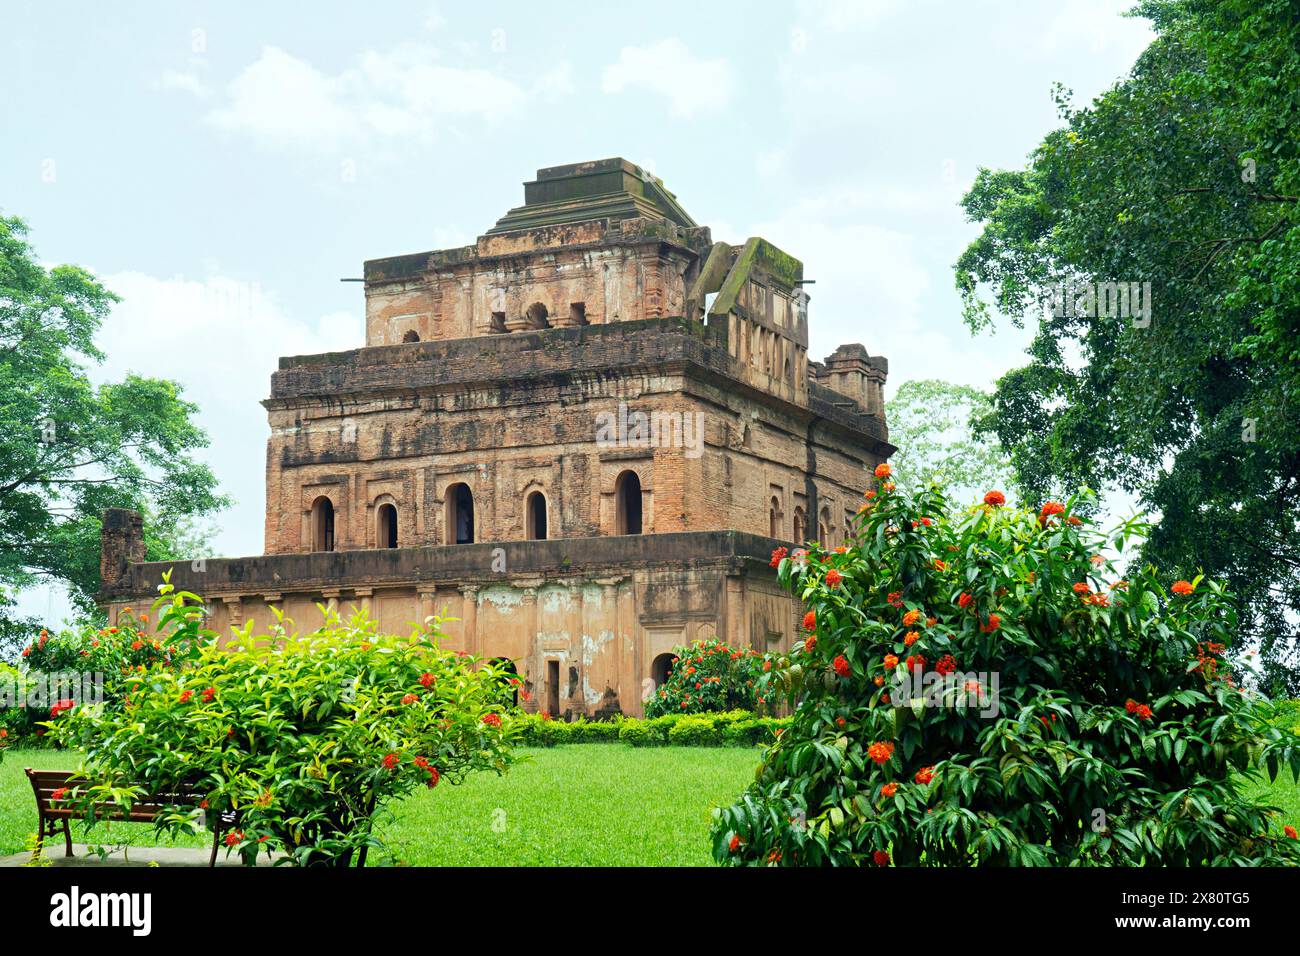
[{"left": 99, "top": 158, "right": 894, "bottom": 717}]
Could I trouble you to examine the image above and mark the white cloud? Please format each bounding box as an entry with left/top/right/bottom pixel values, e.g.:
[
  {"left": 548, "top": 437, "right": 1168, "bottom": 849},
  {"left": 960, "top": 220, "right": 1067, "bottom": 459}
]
[
  {"left": 93, "top": 272, "right": 359, "bottom": 559},
  {"left": 601, "top": 39, "right": 735, "bottom": 118},
  {"left": 1037, "top": 0, "right": 1155, "bottom": 58},
  {"left": 745, "top": 190, "right": 1031, "bottom": 394},
  {"left": 205, "top": 44, "right": 573, "bottom": 152},
  {"left": 157, "top": 69, "right": 210, "bottom": 98},
  {"left": 796, "top": 0, "right": 901, "bottom": 31}
]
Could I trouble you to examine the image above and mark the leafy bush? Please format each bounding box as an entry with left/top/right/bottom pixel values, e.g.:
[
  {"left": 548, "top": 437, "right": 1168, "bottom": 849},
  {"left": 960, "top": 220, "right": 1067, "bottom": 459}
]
[
  {"left": 712, "top": 471, "right": 1300, "bottom": 866},
  {"left": 1269, "top": 699, "right": 1300, "bottom": 737},
  {"left": 510, "top": 709, "right": 788, "bottom": 747},
  {"left": 618, "top": 721, "right": 660, "bottom": 747},
  {"left": 47, "top": 577, "right": 519, "bottom": 866},
  {"left": 644, "top": 637, "right": 766, "bottom": 717},
  {"left": 4, "top": 608, "right": 198, "bottom": 745},
  {"left": 667, "top": 715, "right": 719, "bottom": 747}
]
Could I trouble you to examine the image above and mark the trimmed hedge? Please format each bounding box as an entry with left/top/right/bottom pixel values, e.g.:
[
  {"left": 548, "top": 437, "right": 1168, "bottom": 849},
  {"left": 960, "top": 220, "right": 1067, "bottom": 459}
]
[{"left": 511, "top": 709, "right": 790, "bottom": 748}]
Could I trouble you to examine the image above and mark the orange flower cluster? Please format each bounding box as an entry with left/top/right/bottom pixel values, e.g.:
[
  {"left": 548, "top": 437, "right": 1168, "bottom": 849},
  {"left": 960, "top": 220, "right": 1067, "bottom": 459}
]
[
  {"left": 1124, "top": 699, "right": 1153, "bottom": 721},
  {"left": 868, "top": 741, "right": 895, "bottom": 764}
]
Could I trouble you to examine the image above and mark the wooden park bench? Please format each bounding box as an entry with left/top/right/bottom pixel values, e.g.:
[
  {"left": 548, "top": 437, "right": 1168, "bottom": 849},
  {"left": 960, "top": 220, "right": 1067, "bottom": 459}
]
[{"left": 25, "top": 768, "right": 237, "bottom": 866}]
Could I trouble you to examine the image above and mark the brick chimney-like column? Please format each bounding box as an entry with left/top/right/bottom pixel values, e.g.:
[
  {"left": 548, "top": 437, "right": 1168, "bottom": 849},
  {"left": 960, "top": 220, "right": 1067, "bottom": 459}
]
[{"left": 100, "top": 508, "right": 145, "bottom": 594}]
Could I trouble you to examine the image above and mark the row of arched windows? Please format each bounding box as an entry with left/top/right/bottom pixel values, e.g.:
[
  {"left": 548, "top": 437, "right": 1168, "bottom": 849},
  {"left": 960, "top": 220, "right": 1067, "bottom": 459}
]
[
  {"left": 768, "top": 496, "right": 848, "bottom": 546},
  {"left": 769, "top": 496, "right": 808, "bottom": 543},
  {"left": 307, "top": 470, "right": 644, "bottom": 552}
]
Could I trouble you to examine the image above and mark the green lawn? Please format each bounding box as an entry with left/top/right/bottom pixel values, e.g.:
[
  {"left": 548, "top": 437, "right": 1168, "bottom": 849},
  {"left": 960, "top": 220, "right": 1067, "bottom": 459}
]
[
  {"left": 1, "top": 745, "right": 760, "bottom": 866},
  {"left": 4, "top": 745, "right": 1297, "bottom": 865}
]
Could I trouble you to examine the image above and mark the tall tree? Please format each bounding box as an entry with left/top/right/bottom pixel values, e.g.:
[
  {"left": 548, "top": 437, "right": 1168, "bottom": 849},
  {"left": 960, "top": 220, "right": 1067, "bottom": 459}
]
[
  {"left": 954, "top": 0, "right": 1300, "bottom": 694},
  {"left": 0, "top": 214, "right": 227, "bottom": 655},
  {"left": 885, "top": 379, "right": 1015, "bottom": 504}
]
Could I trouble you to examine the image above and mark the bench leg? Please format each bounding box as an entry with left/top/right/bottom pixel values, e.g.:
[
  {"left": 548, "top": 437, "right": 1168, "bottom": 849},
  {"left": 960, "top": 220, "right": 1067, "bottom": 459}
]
[
  {"left": 209, "top": 828, "right": 220, "bottom": 867},
  {"left": 63, "top": 818, "right": 73, "bottom": 857}
]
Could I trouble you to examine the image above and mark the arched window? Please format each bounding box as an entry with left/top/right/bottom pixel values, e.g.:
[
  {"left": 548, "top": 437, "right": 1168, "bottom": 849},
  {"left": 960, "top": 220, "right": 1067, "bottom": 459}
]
[
  {"left": 526, "top": 302, "right": 550, "bottom": 329},
  {"left": 793, "top": 507, "right": 805, "bottom": 544},
  {"left": 310, "top": 496, "right": 335, "bottom": 552},
  {"left": 651, "top": 653, "right": 676, "bottom": 690},
  {"left": 377, "top": 502, "right": 398, "bottom": 549},
  {"left": 615, "top": 470, "right": 642, "bottom": 535},
  {"left": 769, "top": 496, "right": 782, "bottom": 538},
  {"left": 446, "top": 483, "right": 475, "bottom": 545},
  {"left": 526, "top": 491, "right": 548, "bottom": 540},
  {"left": 819, "top": 507, "right": 832, "bottom": 547},
  {"left": 402, "top": 330, "right": 420, "bottom": 343}
]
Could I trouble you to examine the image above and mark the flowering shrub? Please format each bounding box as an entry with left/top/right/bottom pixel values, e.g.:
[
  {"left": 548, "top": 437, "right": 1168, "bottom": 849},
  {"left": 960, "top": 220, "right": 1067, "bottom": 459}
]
[
  {"left": 47, "top": 578, "right": 518, "bottom": 866},
  {"left": 643, "top": 638, "right": 766, "bottom": 717},
  {"left": 712, "top": 472, "right": 1300, "bottom": 866},
  {"left": 4, "top": 608, "right": 196, "bottom": 745}
]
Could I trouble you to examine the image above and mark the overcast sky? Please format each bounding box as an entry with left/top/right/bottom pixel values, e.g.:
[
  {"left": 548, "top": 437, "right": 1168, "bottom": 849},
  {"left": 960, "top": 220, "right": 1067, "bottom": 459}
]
[{"left": 3, "top": 1, "right": 1156, "bottom": 623}]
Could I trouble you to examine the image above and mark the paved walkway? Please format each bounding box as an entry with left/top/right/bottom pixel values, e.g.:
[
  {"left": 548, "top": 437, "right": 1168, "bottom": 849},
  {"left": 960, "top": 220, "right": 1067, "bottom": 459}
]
[{"left": 0, "top": 843, "right": 284, "bottom": 867}]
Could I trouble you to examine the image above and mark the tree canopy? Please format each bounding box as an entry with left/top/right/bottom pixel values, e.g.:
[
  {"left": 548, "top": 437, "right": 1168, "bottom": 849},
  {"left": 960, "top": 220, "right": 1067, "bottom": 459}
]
[
  {"left": 885, "top": 379, "right": 1016, "bottom": 505},
  {"left": 954, "top": 0, "right": 1300, "bottom": 694},
  {"left": 0, "top": 213, "right": 227, "bottom": 654}
]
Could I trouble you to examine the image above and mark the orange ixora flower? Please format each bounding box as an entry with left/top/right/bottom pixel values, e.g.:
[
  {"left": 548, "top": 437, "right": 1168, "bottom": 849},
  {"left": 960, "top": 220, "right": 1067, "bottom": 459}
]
[
  {"left": 874, "top": 463, "right": 891, "bottom": 479},
  {"left": 881, "top": 782, "right": 899, "bottom": 798},
  {"left": 883, "top": 653, "right": 899, "bottom": 669},
  {"left": 1171, "top": 580, "right": 1195, "bottom": 596},
  {"left": 914, "top": 766, "right": 935, "bottom": 785},
  {"left": 868, "top": 741, "right": 895, "bottom": 764},
  {"left": 802, "top": 610, "right": 817, "bottom": 631},
  {"left": 983, "top": 490, "right": 1006, "bottom": 507},
  {"left": 980, "top": 614, "right": 1001, "bottom": 633},
  {"left": 902, "top": 609, "right": 922, "bottom": 627}
]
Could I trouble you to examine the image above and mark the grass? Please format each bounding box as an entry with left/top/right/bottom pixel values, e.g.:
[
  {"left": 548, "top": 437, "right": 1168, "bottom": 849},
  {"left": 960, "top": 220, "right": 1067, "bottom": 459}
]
[
  {"left": 0, "top": 745, "right": 760, "bottom": 865},
  {"left": 4, "top": 745, "right": 1298, "bottom": 865}
]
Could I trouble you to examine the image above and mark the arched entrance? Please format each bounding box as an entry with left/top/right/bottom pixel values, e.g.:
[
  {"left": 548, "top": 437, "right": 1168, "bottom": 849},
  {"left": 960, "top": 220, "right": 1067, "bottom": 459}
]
[
  {"left": 310, "top": 496, "right": 335, "bottom": 552},
  {"left": 615, "top": 470, "right": 642, "bottom": 535},
  {"left": 651, "top": 652, "right": 676, "bottom": 690}
]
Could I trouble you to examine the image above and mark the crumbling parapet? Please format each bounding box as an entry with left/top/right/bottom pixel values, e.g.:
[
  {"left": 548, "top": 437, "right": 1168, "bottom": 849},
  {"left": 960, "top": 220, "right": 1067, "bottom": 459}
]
[
  {"left": 818, "top": 344, "right": 889, "bottom": 419},
  {"left": 100, "top": 508, "right": 145, "bottom": 595}
]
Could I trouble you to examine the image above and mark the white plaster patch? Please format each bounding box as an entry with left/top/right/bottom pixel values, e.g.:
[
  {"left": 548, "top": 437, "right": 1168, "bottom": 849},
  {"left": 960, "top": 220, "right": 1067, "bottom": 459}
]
[
  {"left": 480, "top": 586, "right": 523, "bottom": 611},
  {"left": 581, "top": 629, "right": 615, "bottom": 667},
  {"left": 541, "top": 586, "right": 575, "bottom": 613}
]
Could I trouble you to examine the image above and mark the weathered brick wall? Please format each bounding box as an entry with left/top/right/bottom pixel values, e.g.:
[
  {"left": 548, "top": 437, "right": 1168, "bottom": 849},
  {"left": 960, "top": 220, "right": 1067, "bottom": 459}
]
[
  {"left": 102, "top": 531, "right": 795, "bottom": 719},
  {"left": 262, "top": 320, "right": 893, "bottom": 555},
  {"left": 363, "top": 218, "right": 708, "bottom": 346}
]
